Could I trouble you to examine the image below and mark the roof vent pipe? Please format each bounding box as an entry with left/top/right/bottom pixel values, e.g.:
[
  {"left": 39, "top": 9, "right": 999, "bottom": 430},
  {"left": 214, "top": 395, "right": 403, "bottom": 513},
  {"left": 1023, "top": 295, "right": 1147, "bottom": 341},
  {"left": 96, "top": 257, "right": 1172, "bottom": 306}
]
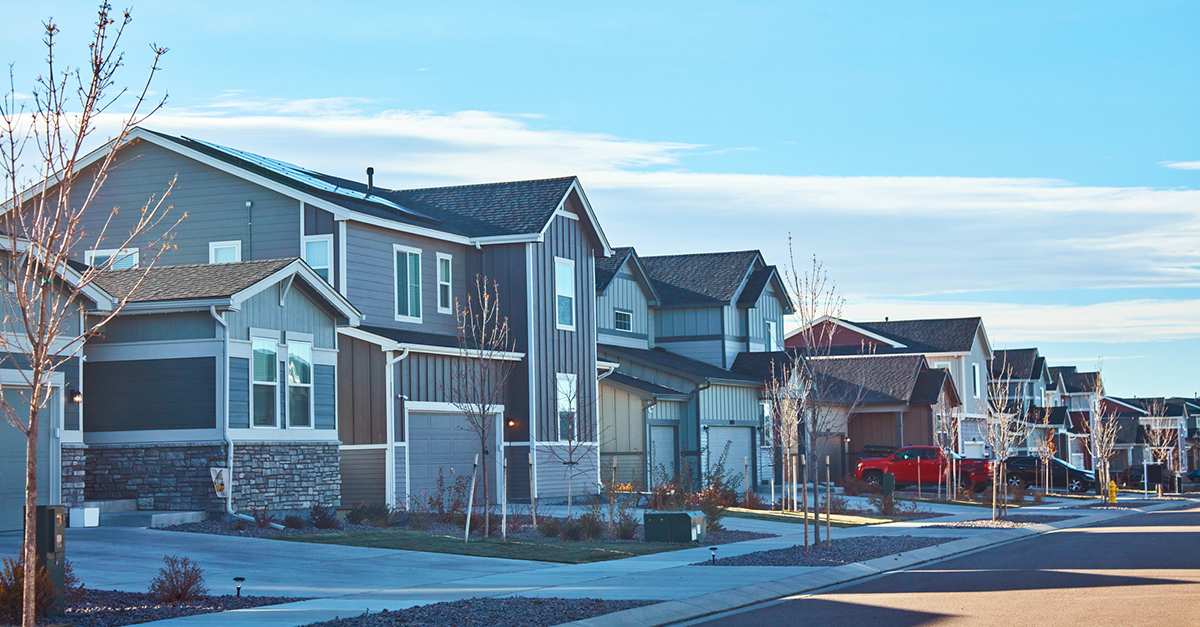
[{"left": 366, "top": 167, "right": 375, "bottom": 195}]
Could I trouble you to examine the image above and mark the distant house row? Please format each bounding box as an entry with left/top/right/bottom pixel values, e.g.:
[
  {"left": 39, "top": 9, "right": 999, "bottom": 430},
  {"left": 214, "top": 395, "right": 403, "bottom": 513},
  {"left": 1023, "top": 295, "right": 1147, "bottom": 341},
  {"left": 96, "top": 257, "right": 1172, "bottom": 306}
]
[{"left": 2, "top": 128, "right": 1194, "bottom": 529}]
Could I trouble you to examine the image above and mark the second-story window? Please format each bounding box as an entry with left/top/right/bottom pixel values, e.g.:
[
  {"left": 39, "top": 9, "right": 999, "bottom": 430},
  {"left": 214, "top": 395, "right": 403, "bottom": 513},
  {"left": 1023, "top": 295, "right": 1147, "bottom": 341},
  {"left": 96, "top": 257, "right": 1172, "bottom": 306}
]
[
  {"left": 555, "top": 257, "right": 575, "bottom": 331},
  {"left": 288, "top": 341, "right": 312, "bottom": 428},
  {"left": 303, "top": 235, "right": 333, "bottom": 282},
  {"left": 614, "top": 310, "right": 632, "bottom": 332},
  {"left": 766, "top": 320, "right": 779, "bottom": 351},
  {"left": 394, "top": 245, "right": 422, "bottom": 322},
  {"left": 972, "top": 363, "right": 981, "bottom": 399},
  {"left": 437, "top": 253, "right": 453, "bottom": 314},
  {"left": 85, "top": 247, "right": 139, "bottom": 270},
  {"left": 209, "top": 241, "right": 241, "bottom": 264},
  {"left": 252, "top": 338, "right": 278, "bottom": 427}
]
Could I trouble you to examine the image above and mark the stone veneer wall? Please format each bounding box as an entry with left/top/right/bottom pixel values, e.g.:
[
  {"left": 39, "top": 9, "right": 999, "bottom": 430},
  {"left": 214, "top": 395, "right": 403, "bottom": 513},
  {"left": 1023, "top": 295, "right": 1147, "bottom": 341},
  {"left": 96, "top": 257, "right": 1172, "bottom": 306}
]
[
  {"left": 60, "top": 444, "right": 87, "bottom": 507},
  {"left": 83, "top": 441, "right": 340, "bottom": 512}
]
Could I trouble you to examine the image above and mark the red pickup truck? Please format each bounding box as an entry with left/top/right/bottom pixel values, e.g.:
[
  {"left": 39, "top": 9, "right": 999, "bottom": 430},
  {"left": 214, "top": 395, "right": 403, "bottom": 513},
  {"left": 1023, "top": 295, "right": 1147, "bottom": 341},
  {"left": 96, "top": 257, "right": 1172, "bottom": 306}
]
[{"left": 854, "top": 446, "right": 992, "bottom": 492}]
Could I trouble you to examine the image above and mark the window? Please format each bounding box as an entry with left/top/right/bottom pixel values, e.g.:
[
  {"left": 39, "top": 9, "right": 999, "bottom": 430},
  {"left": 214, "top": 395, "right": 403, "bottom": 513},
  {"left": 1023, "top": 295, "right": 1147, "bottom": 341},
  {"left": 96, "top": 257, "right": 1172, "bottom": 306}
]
[
  {"left": 84, "top": 247, "right": 138, "bottom": 270},
  {"left": 209, "top": 241, "right": 241, "bottom": 264},
  {"left": 766, "top": 320, "right": 779, "bottom": 351},
  {"left": 555, "top": 258, "right": 575, "bottom": 331},
  {"left": 394, "top": 245, "right": 421, "bottom": 321},
  {"left": 972, "top": 363, "right": 981, "bottom": 399},
  {"left": 436, "top": 253, "right": 453, "bottom": 314},
  {"left": 252, "top": 338, "right": 278, "bottom": 427},
  {"left": 287, "top": 341, "right": 312, "bottom": 428},
  {"left": 556, "top": 373, "right": 578, "bottom": 441},
  {"left": 614, "top": 310, "right": 632, "bottom": 332},
  {"left": 303, "top": 235, "right": 333, "bottom": 282}
]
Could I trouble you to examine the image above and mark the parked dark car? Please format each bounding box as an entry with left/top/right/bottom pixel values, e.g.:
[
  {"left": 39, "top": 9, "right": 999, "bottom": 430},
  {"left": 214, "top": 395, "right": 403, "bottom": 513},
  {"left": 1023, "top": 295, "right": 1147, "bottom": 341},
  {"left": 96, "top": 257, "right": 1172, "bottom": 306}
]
[
  {"left": 1188, "top": 469, "right": 1200, "bottom": 484},
  {"left": 1004, "top": 456, "right": 1094, "bottom": 493}
]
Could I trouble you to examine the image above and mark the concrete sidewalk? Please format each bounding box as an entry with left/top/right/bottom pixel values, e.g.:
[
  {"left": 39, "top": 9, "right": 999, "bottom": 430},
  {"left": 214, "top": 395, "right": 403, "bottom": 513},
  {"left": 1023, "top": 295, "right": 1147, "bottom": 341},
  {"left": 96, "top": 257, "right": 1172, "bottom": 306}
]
[{"left": 4, "top": 496, "right": 1187, "bottom": 626}]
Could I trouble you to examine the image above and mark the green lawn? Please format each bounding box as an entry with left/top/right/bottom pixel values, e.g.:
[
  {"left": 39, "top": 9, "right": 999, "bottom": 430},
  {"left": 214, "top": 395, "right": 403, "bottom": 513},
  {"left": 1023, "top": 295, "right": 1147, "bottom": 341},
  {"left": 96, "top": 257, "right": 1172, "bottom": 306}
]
[{"left": 275, "top": 529, "right": 687, "bottom": 564}]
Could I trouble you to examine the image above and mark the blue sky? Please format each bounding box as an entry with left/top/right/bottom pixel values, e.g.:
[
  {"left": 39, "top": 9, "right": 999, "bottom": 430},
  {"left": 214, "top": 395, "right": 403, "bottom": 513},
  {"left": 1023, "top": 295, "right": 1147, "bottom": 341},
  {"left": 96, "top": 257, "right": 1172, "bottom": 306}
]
[{"left": 3, "top": 1, "right": 1198, "bottom": 396}]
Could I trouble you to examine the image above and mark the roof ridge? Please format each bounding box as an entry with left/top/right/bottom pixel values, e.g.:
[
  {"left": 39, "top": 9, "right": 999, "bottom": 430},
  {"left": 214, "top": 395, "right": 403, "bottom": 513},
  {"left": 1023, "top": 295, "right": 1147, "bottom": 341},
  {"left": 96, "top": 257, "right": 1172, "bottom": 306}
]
[
  {"left": 641, "top": 249, "right": 761, "bottom": 260},
  {"left": 394, "top": 175, "right": 577, "bottom": 194},
  {"left": 98, "top": 258, "right": 296, "bottom": 274}
]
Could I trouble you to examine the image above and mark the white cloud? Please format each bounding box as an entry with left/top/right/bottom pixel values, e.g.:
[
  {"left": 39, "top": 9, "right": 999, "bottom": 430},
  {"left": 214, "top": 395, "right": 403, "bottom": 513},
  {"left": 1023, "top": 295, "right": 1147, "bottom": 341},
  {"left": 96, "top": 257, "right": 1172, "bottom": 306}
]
[{"left": 1159, "top": 160, "right": 1200, "bottom": 171}]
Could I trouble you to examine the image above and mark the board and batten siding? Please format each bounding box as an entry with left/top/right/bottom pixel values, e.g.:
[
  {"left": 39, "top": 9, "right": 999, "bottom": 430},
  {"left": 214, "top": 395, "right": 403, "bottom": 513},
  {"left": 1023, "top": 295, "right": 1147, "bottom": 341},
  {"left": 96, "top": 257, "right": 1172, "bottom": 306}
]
[
  {"left": 343, "top": 221, "right": 469, "bottom": 335},
  {"left": 225, "top": 283, "right": 336, "bottom": 349},
  {"left": 65, "top": 140, "right": 299, "bottom": 265},
  {"left": 597, "top": 271, "right": 650, "bottom": 349},
  {"left": 699, "top": 383, "right": 762, "bottom": 424},
  {"left": 83, "top": 357, "right": 217, "bottom": 431},
  {"left": 529, "top": 212, "right": 597, "bottom": 443},
  {"left": 748, "top": 284, "right": 785, "bottom": 348},
  {"left": 598, "top": 383, "right": 646, "bottom": 487},
  {"left": 470, "top": 243, "right": 529, "bottom": 444},
  {"left": 337, "top": 335, "right": 387, "bottom": 446}
]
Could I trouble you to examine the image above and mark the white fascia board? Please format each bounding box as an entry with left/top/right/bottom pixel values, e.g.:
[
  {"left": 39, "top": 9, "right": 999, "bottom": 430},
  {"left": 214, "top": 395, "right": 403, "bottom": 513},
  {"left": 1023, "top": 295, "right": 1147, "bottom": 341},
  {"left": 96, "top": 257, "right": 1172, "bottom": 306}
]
[
  {"left": 596, "top": 359, "right": 621, "bottom": 370},
  {"left": 112, "top": 297, "right": 234, "bottom": 314},
  {"left": 230, "top": 260, "right": 363, "bottom": 326},
  {"left": 471, "top": 233, "right": 544, "bottom": 245},
  {"left": 566, "top": 179, "right": 613, "bottom": 257},
  {"left": 1103, "top": 396, "right": 1149, "bottom": 415},
  {"left": 335, "top": 327, "right": 524, "bottom": 361},
  {"left": 976, "top": 320, "right": 994, "bottom": 359}
]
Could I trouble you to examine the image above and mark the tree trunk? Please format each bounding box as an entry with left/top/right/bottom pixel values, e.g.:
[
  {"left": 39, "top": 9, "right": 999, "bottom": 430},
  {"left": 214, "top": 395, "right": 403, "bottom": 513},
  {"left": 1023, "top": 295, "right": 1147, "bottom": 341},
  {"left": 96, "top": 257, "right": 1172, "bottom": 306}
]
[
  {"left": 482, "top": 446, "right": 490, "bottom": 538},
  {"left": 22, "top": 404, "right": 40, "bottom": 627}
]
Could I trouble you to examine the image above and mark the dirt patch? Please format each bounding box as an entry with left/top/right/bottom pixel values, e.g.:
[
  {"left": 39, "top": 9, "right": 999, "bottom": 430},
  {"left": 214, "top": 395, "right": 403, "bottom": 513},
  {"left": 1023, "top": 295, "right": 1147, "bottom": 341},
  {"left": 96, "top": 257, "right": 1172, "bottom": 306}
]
[{"left": 298, "top": 597, "right": 657, "bottom": 627}]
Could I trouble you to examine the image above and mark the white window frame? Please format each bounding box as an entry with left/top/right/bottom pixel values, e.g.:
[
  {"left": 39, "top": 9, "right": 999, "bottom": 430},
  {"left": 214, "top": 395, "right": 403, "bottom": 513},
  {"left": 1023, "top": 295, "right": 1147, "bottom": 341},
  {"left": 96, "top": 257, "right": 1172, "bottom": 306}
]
[
  {"left": 84, "top": 247, "right": 139, "bottom": 270},
  {"left": 766, "top": 320, "right": 779, "bottom": 351},
  {"left": 250, "top": 336, "right": 279, "bottom": 429},
  {"left": 554, "top": 257, "right": 576, "bottom": 332},
  {"left": 555, "top": 372, "right": 578, "bottom": 442},
  {"left": 286, "top": 340, "right": 314, "bottom": 429},
  {"left": 614, "top": 309, "right": 633, "bottom": 332},
  {"left": 393, "top": 244, "right": 422, "bottom": 323},
  {"left": 972, "top": 363, "right": 981, "bottom": 399},
  {"left": 208, "top": 240, "right": 242, "bottom": 264},
  {"left": 302, "top": 234, "right": 334, "bottom": 283},
  {"left": 436, "top": 252, "right": 453, "bottom": 314}
]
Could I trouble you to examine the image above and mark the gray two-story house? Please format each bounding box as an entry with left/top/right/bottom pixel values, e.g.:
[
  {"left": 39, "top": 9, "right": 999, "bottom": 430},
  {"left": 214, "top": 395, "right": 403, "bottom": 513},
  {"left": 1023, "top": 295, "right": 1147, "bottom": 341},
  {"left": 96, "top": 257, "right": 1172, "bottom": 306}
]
[{"left": 50, "top": 128, "right": 611, "bottom": 510}]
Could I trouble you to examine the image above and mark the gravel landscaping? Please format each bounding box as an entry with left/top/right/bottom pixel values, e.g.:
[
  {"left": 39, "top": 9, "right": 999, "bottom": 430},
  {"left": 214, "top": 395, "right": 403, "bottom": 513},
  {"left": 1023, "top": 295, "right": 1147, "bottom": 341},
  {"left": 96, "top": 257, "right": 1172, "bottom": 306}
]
[
  {"left": 698, "top": 535, "right": 962, "bottom": 567},
  {"left": 57, "top": 588, "right": 304, "bottom": 627},
  {"left": 163, "top": 519, "right": 379, "bottom": 538},
  {"left": 925, "top": 514, "right": 1079, "bottom": 529},
  {"left": 298, "top": 597, "right": 657, "bottom": 627}
]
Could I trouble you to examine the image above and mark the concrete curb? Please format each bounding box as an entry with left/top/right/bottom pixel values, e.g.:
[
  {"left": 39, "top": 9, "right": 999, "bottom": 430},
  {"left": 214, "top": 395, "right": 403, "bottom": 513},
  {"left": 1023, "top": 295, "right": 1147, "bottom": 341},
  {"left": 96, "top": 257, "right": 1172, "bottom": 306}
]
[{"left": 554, "top": 499, "right": 1196, "bottom": 627}]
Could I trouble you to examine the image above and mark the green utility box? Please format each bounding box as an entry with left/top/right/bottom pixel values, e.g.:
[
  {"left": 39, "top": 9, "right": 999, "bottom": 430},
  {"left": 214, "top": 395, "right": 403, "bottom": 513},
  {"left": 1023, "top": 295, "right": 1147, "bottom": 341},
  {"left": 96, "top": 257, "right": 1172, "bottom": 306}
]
[
  {"left": 27, "top": 505, "right": 66, "bottom": 616},
  {"left": 643, "top": 511, "right": 706, "bottom": 543}
]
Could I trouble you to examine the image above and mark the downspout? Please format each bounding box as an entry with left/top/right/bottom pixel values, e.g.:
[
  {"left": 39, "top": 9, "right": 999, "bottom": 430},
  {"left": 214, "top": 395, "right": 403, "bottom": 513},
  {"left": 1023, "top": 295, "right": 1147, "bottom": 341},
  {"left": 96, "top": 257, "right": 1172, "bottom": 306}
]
[
  {"left": 211, "top": 305, "right": 279, "bottom": 528},
  {"left": 691, "top": 380, "right": 712, "bottom": 483},
  {"left": 385, "top": 347, "right": 410, "bottom": 508},
  {"left": 642, "top": 397, "right": 658, "bottom": 488}
]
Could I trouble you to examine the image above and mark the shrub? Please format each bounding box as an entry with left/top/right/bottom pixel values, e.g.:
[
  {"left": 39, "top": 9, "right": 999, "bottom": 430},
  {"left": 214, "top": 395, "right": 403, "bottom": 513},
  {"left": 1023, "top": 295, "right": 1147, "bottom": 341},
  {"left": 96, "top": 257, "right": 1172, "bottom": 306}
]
[
  {"left": 283, "top": 515, "right": 306, "bottom": 530},
  {"left": 345, "top": 502, "right": 390, "bottom": 527},
  {"left": 408, "top": 511, "right": 432, "bottom": 531},
  {"left": 0, "top": 556, "right": 57, "bottom": 624},
  {"left": 687, "top": 484, "right": 732, "bottom": 532},
  {"left": 578, "top": 513, "right": 604, "bottom": 540},
  {"left": 562, "top": 519, "right": 587, "bottom": 541},
  {"left": 1009, "top": 484, "right": 1027, "bottom": 505},
  {"left": 819, "top": 495, "right": 850, "bottom": 516},
  {"left": 741, "top": 490, "right": 767, "bottom": 510},
  {"left": 63, "top": 558, "right": 86, "bottom": 605},
  {"left": 149, "top": 556, "right": 209, "bottom": 602},
  {"left": 252, "top": 509, "right": 278, "bottom": 529},
  {"left": 536, "top": 518, "right": 563, "bottom": 538},
  {"left": 1031, "top": 489, "right": 1045, "bottom": 505},
  {"left": 231, "top": 518, "right": 248, "bottom": 531},
  {"left": 309, "top": 504, "right": 340, "bottom": 529},
  {"left": 838, "top": 476, "right": 878, "bottom": 497},
  {"left": 615, "top": 513, "right": 639, "bottom": 540}
]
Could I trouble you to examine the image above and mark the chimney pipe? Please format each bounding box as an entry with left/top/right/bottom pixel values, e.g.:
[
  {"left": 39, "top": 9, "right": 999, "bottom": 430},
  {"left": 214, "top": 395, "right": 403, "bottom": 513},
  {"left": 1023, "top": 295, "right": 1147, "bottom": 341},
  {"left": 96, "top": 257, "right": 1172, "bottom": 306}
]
[{"left": 366, "top": 167, "right": 375, "bottom": 195}]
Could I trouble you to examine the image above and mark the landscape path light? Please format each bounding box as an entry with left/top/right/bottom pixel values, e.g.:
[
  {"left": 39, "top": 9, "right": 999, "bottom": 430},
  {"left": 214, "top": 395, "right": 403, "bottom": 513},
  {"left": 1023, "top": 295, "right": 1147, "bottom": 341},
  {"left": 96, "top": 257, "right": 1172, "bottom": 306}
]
[
  {"left": 233, "top": 577, "right": 245, "bottom": 597},
  {"left": 709, "top": 546, "right": 718, "bottom": 565}
]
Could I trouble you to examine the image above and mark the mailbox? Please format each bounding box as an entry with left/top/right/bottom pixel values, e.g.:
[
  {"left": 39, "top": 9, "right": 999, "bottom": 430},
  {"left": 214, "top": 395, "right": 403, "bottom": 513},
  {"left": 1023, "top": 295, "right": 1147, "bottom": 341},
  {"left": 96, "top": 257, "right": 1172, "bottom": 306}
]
[{"left": 643, "top": 511, "right": 707, "bottom": 543}]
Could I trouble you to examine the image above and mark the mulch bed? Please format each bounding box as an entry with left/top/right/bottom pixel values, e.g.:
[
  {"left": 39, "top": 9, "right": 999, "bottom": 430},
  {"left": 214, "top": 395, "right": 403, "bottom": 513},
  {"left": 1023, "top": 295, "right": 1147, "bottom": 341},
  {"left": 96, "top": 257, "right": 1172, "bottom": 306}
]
[
  {"left": 164, "top": 519, "right": 378, "bottom": 538},
  {"left": 52, "top": 588, "right": 304, "bottom": 627},
  {"left": 925, "top": 514, "right": 1078, "bottom": 529},
  {"left": 298, "top": 597, "right": 657, "bottom": 627},
  {"left": 698, "top": 535, "right": 961, "bottom": 567}
]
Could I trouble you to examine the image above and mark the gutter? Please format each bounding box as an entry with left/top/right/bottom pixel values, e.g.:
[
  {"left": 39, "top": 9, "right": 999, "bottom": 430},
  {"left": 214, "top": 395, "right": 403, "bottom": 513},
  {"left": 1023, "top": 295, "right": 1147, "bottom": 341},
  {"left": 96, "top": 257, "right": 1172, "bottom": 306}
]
[{"left": 210, "top": 306, "right": 282, "bottom": 530}]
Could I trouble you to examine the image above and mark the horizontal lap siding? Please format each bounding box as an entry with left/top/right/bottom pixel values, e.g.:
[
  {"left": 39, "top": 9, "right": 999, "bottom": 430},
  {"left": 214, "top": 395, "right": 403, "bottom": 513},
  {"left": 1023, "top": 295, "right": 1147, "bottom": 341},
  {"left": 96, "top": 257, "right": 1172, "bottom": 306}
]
[
  {"left": 84, "top": 357, "right": 216, "bottom": 431},
  {"left": 69, "top": 141, "right": 298, "bottom": 265},
  {"left": 699, "top": 384, "right": 761, "bottom": 424},
  {"left": 314, "top": 364, "right": 336, "bottom": 430},
  {"left": 344, "top": 222, "right": 468, "bottom": 335},
  {"left": 536, "top": 444, "right": 598, "bottom": 498},
  {"left": 91, "top": 312, "right": 215, "bottom": 344},
  {"left": 394, "top": 446, "right": 406, "bottom": 504},
  {"left": 229, "top": 358, "right": 251, "bottom": 428},
  {"left": 340, "top": 448, "right": 386, "bottom": 504}
]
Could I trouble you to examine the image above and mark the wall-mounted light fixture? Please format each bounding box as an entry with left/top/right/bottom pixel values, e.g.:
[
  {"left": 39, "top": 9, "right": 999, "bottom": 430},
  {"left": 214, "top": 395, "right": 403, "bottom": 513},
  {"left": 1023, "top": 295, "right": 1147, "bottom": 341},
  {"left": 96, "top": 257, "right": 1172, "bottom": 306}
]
[
  {"left": 68, "top": 389, "right": 82, "bottom": 404},
  {"left": 507, "top": 419, "right": 517, "bottom": 427}
]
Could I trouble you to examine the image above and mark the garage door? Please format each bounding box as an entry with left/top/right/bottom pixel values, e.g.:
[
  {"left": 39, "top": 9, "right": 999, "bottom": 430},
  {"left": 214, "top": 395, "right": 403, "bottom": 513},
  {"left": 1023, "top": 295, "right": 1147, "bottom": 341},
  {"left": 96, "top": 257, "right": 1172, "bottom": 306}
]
[
  {"left": 1, "top": 387, "right": 50, "bottom": 532},
  {"left": 706, "top": 426, "right": 752, "bottom": 492},
  {"left": 649, "top": 426, "right": 676, "bottom": 487},
  {"left": 407, "top": 412, "right": 495, "bottom": 503}
]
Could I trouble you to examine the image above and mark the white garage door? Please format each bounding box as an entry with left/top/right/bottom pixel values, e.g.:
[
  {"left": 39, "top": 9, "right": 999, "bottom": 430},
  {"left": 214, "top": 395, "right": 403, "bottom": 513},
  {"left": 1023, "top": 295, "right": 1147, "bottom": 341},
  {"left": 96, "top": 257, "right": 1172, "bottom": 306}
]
[
  {"left": 407, "top": 412, "right": 495, "bottom": 502},
  {"left": 706, "top": 426, "right": 752, "bottom": 492},
  {"left": 1, "top": 388, "right": 50, "bottom": 532},
  {"left": 649, "top": 426, "right": 676, "bottom": 487}
]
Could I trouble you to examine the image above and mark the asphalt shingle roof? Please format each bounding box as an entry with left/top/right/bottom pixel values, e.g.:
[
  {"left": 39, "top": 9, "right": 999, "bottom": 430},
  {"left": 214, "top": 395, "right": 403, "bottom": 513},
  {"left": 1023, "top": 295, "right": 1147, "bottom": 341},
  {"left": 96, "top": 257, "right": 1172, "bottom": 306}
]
[
  {"left": 736, "top": 267, "right": 776, "bottom": 307},
  {"left": 641, "top": 250, "right": 760, "bottom": 307},
  {"left": 1049, "top": 366, "right": 1103, "bottom": 394},
  {"left": 851, "top": 317, "right": 983, "bottom": 353},
  {"left": 92, "top": 258, "right": 295, "bottom": 302},
  {"left": 599, "top": 345, "right": 760, "bottom": 383},
  {"left": 730, "top": 350, "right": 796, "bottom": 383},
  {"left": 146, "top": 130, "right": 578, "bottom": 239},
  {"left": 596, "top": 247, "right": 635, "bottom": 293},
  {"left": 991, "top": 348, "right": 1038, "bottom": 380},
  {"left": 807, "top": 354, "right": 926, "bottom": 405},
  {"left": 603, "top": 372, "right": 689, "bottom": 398},
  {"left": 911, "top": 369, "right": 953, "bottom": 406}
]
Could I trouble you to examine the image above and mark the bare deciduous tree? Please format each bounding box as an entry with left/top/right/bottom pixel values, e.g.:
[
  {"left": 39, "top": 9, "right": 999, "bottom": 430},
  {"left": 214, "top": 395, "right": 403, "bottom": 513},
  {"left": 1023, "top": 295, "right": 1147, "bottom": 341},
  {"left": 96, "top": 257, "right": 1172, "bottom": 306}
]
[
  {"left": 0, "top": 6, "right": 176, "bottom": 624},
  {"left": 983, "top": 363, "right": 1034, "bottom": 520},
  {"left": 449, "top": 275, "right": 517, "bottom": 539},
  {"left": 1141, "top": 399, "right": 1180, "bottom": 493},
  {"left": 542, "top": 372, "right": 597, "bottom": 519},
  {"left": 1032, "top": 407, "right": 1058, "bottom": 494},
  {"left": 933, "top": 389, "right": 961, "bottom": 500}
]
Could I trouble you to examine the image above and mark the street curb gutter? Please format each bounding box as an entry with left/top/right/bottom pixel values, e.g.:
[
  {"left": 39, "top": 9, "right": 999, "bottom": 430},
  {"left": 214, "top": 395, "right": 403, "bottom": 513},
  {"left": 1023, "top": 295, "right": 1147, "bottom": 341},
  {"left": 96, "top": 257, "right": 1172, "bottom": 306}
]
[{"left": 554, "top": 499, "right": 1196, "bottom": 627}]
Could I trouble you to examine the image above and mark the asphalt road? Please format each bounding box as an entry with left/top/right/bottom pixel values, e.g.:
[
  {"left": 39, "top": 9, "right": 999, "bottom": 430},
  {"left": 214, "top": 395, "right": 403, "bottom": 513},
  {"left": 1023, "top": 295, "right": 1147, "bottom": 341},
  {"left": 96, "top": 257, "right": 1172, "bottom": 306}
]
[{"left": 696, "top": 504, "right": 1200, "bottom": 627}]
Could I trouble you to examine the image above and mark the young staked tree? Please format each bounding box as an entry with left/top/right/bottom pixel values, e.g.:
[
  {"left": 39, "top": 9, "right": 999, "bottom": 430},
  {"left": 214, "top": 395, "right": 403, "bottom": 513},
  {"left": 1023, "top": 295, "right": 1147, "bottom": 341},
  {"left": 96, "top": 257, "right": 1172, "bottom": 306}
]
[
  {"left": 450, "top": 275, "right": 517, "bottom": 539},
  {"left": 982, "top": 364, "right": 1034, "bottom": 519},
  {"left": 1140, "top": 399, "right": 1180, "bottom": 492},
  {"left": 932, "top": 390, "right": 961, "bottom": 500},
  {"left": 1084, "top": 408, "right": 1121, "bottom": 498},
  {"left": 763, "top": 359, "right": 800, "bottom": 512},
  {"left": 1032, "top": 407, "right": 1059, "bottom": 493},
  {"left": 0, "top": 6, "right": 175, "bottom": 625},
  {"left": 542, "top": 371, "right": 598, "bottom": 519}
]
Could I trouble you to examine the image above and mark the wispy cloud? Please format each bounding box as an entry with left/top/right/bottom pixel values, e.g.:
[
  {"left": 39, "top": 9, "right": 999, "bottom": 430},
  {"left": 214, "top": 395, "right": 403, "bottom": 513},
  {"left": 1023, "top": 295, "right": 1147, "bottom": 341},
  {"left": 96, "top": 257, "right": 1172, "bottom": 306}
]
[{"left": 1159, "top": 160, "right": 1200, "bottom": 171}]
